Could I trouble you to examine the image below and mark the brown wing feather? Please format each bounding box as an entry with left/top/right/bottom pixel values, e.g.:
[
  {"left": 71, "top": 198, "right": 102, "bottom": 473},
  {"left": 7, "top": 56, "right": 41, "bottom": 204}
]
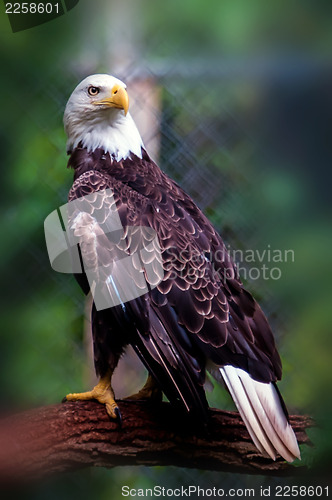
[{"left": 68, "top": 166, "right": 209, "bottom": 419}]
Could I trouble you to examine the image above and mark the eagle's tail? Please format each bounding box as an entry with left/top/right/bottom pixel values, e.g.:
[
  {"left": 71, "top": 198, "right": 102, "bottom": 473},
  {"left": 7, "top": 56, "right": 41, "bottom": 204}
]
[{"left": 219, "top": 365, "right": 301, "bottom": 462}]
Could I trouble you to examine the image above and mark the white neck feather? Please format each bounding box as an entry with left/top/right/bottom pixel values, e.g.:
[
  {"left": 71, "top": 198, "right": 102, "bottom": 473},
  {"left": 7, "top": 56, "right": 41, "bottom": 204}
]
[{"left": 65, "top": 110, "right": 144, "bottom": 161}]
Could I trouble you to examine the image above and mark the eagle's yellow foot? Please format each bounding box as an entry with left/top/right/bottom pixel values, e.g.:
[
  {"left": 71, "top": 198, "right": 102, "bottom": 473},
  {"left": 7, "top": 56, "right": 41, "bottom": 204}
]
[
  {"left": 125, "top": 374, "right": 162, "bottom": 402},
  {"left": 64, "top": 373, "right": 121, "bottom": 422}
]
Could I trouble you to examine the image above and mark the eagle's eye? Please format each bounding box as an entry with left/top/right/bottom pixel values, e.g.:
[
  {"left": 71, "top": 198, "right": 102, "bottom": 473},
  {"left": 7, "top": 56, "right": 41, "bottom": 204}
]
[{"left": 88, "top": 86, "right": 100, "bottom": 96}]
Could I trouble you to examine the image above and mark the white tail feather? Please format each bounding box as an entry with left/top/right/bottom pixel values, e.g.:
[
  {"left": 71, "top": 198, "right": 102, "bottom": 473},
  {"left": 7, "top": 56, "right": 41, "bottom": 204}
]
[{"left": 218, "top": 366, "right": 301, "bottom": 462}]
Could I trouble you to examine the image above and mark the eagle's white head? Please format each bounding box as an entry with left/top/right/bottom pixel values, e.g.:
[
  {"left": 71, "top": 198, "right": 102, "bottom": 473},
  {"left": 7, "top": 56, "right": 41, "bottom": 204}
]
[{"left": 64, "top": 74, "right": 144, "bottom": 161}]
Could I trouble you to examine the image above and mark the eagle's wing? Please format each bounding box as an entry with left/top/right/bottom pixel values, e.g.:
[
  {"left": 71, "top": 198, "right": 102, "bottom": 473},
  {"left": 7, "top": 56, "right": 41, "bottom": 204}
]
[{"left": 68, "top": 169, "right": 209, "bottom": 421}]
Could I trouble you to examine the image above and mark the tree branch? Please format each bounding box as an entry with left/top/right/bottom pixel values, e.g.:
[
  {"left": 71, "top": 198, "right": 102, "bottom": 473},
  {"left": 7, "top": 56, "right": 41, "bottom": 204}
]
[{"left": 0, "top": 400, "right": 313, "bottom": 482}]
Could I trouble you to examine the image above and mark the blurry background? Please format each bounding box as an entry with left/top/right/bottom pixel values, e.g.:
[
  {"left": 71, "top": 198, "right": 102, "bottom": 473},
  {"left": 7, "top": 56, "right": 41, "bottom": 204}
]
[{"left": 0, "top": 0, "right": 331, "bottom": 497}]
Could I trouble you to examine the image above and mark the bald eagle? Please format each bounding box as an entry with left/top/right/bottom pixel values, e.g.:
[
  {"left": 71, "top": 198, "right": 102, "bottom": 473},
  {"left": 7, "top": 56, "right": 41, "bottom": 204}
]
[{"left": 62, "top": 74, "right": 300, "bottom": 462}]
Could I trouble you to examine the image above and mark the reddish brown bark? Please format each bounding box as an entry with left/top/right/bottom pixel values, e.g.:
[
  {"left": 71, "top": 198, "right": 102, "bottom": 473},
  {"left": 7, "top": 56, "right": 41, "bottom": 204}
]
[{"left": 0, "top": 400, "right": 313, "bottom": 482}]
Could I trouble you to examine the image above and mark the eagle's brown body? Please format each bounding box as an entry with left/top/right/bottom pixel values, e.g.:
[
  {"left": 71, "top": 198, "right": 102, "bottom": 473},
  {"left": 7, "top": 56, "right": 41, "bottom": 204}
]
[{"left": 67, "top": 145, "right": 282, "bottom": 422}]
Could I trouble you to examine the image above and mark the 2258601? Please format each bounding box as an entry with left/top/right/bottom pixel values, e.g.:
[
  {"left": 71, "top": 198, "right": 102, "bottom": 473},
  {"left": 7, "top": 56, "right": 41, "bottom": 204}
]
[
  {"left": 5, "top": 3, "right": 60, "bottom": 14},
  {"left": 275, "top": 485, "right": 329, "bottom": 497}
]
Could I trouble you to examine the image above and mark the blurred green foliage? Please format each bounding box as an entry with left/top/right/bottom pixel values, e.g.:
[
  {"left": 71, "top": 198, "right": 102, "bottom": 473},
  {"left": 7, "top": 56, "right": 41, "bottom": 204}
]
[{"left": 0, "top": 0, "right": 331, "bottom": 497}]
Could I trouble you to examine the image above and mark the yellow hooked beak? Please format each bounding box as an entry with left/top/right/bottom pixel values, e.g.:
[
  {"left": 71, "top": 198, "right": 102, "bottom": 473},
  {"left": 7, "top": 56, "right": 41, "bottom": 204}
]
[{"left": 95, "top": 84, "right": 129, "bottom": 115}]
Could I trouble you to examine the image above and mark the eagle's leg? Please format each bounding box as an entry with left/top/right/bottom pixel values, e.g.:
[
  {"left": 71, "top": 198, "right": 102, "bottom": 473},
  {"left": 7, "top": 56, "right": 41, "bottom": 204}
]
[
  {"left": 64, "top": 369, "right": 121, "bottom": 421},
  {"left": 125, "top": 373, "right": 162, "bottom": 402}
]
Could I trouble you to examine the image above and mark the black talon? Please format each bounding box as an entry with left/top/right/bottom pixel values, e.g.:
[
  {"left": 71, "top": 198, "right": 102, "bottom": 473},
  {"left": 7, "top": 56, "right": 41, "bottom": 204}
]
[{"left": 114, "top": 406, "right": 122, "bottom": 427}]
